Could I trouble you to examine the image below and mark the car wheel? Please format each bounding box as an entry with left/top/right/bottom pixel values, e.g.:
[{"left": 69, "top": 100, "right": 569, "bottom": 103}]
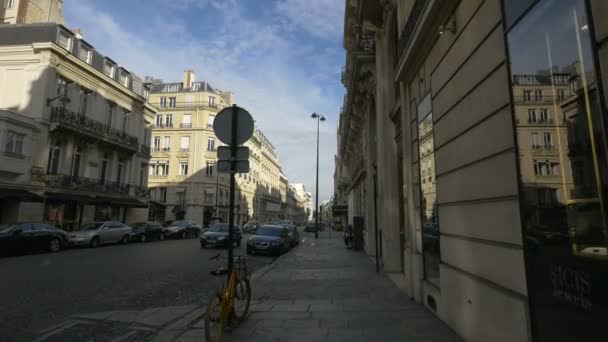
[
  {"left": 48, "top": 238, "right": 61, "bottom": 252},
  {"left": 159, "top": 233, "right": 165, "bottom": 241},
  {"left": 140, "top": 235, "right": 146, "bottom": 243},
  {"left": 181, "top": 231, "right": 187, "bottom": 239},
  {"left": 121, "top": 235, "right": 130, "bottom": 244},
  {"left": 90, "top": 237, "right": 99, "bottom": 248}
]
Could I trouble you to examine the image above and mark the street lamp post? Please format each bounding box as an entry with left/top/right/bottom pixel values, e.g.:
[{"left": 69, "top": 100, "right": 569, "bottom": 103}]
[{"left": 311, "top": 113, "right": 325, "bottom": 239}]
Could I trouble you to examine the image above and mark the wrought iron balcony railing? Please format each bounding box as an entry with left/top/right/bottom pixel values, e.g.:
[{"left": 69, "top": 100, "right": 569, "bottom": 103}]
[
  {"left": 397, "top": 0, "right": 427, "bottom": 64},
  {"left": 51, "top": 107, "right": 139, "bottom": 151},
  {"left": 40, "top": 173, "right": 131, "bottom": 195}
]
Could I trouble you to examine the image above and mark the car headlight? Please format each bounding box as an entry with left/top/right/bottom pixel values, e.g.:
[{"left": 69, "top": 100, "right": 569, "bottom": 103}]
[{"left": 270, "top": 240, "right": 282, "bottom": 246}]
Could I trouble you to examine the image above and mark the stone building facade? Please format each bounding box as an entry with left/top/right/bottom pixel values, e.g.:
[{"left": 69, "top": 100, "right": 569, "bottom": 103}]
[
  {"left": 336, "top": 0, "right": 608, "bottom": 341},
  {"left": 0, "top": 23, "right": 155, "bottom": 229}
]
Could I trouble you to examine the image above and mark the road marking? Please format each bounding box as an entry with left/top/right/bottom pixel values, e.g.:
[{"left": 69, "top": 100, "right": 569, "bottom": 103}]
[{"left": 34, "top": 320, "right": 91, "bottom": 342}]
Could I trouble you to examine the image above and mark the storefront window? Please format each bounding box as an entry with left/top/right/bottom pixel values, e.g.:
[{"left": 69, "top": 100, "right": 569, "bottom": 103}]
[
  {"left": 417, "top": 93, "right": 440, "bottom": 287},
  {"left": 505, "top": 0, "right": 608, "bottom": 339}
]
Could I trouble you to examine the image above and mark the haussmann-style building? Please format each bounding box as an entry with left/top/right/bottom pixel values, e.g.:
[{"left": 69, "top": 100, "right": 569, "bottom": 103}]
[{"left": 336, "top": 0, "right": 608, "bottom": 341}]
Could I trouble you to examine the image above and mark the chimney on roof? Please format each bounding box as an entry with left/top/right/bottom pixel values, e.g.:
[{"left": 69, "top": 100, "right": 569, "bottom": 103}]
[{"left": 183, "top": 70, "right": 195, "bottom": 89}]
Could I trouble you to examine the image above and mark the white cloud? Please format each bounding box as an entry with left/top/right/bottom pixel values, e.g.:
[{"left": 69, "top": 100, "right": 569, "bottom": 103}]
[
  {"left": 276, "top": 0, "right": 345, "bottom": 39},
  {"left": 65, "top": 0, "right": 342, "bottom": 202}
]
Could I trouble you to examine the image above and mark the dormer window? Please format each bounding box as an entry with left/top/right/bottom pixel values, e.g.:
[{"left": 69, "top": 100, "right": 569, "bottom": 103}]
[
  {"left": 57, "top": 30, "right": 73, "bottom": 51},
  {"left": 120, "top": 72, "right": 130, "bottom": 88},
  {"left": 78, "top": 44, "right": 92, "bottom": 63},
  {"left": 103, "top": 60, "right": 115, "bottom": 78}
]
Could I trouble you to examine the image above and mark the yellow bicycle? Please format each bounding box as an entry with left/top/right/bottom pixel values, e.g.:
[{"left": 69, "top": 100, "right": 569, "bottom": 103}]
[{"left": 205, "top": 253, "right": 251, "bottom": 342}]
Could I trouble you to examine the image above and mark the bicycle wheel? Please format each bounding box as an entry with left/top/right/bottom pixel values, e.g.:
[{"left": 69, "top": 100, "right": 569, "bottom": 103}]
[
  {"left": 205, "top": 292, "right": 226, "bottom": 342},
  {"left": 232, "top": 277, "right": 251, "bottom": 321}
]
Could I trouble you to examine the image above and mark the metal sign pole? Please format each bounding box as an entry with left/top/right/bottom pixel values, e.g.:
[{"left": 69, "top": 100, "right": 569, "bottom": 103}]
[{"left": 227, "top": 105, "right": 238, "bottom": 273}]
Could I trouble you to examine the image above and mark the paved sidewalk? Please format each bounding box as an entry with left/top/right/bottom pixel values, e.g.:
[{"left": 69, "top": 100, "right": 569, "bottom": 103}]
[{"left": 209, "top": 231, "right": 462, "bottom": 342}]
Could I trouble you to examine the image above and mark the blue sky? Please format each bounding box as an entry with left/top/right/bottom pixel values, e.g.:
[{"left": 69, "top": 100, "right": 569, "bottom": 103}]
[{"left": 64, "top": 0, "right": 345, "bottom": 202}]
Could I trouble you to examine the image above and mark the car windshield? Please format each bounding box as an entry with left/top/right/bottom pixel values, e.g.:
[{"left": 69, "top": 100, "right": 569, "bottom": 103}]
[
  {"left": 0, "top": 224, "right": 16, "bottom": 233},
  {"left": 255, "top": 226, "right": 283, "bottom": 237},
  {"left": 208, "top": 224, "right": 230, "bottom": 232},
  {"left": 79, "top": 223, "right": 103, "bottom": 231}
]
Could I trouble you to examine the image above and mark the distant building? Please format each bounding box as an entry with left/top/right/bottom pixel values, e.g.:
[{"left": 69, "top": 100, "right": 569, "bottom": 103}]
[
  {"left": 1, "top": 0, "right": 65, "bottom": 25},
  {"left": 0, "top": 23, "right": 156, "bottom": 228}
]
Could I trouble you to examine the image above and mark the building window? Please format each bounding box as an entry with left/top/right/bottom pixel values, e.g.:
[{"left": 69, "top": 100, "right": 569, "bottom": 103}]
[
  {"left": 204, "top": 188, "right": 214, "bottom": 204},
  {"left": 207, "top": 138, "right": 215, "bottom": 151},
  {"left": 523, "top": 89, "right": 532, "bottom": 101},
  {"left": 57, "top": 77, "right": 69, "bottom": 97},
  {"left": 206, "top": 161, "right": 214, "bottom": 176},
  {"left": 78, "top": 44, "right": 92, "bottom": 63},
  {"left": 103, "top": 60, "right": 115, "bottom": 78},
  {"left": 534, "top": 89, "right": 543, "bottom": 101},
  {"left": 165, "top": 114, "right": 173, "bottom": 128},
  {"left": 120, "top": 72, "right": 130, "bottom": 87},
  {"left": 139, "top": 163, "right": 146, "bottom": 187},
  {"left": 416, "top": 93, "right": 440, "bottom": 287},
  {"left": 150, "top": 161, "right": 169, "bottom": 176},
  {"left": 105, "top": 102, "right": 114, "bottom": 127},
  {"left": 116, "top": 160, "right": 124, "bottom": 183},
  {"left": 176, "top": 190, "right": 186, "bottom": 208},
  {"left": 99, "top": 153, "right": 109, "bottom": 183},
  {"left": 71, "top": 145, "right": 82, "bottom": 177},
  {"left": 153, "top": 136, "right": 161, "bottom": 151},
  {"left": 180, "top": 136, "right": 190, "bottom": 151},
  {"left": 169, "top": 97, "right": 176, "bottom": 108},
  {"left": 5, "top": 0, "right": 15, "bottom": 8},
  {"left": 159, "top": 187, "right": 167, "bottom": 202},
  {"left": 208, "top": 96, "right": 216, "bottom": 107},
  {"left": 543, "top": 132, "right": 553, "bottom": 148},
  {"left": 557, "top": 88, "right": 565, "bottom": 100},
  {"left": 528, "top": 109, "right": 537, "bottom": 123},
  {"left": 186, "top": 95, "right": 194, "bottom": 106},
  {"left": 163, "top": 136, "right": 171, "bottom": 151},
  {"left": 121, "top": 110, "right": 128, "bottom": 131},
  {"left": 207, "top": 115, "right": 215, "bottom": 129},
  {"left": 5, "top": 131, "right": 25, "bottom": 155},
  {"left": 159, "top": 97, "right": 167, "bottom": 108},
  {"left": 539, "top": 108, "right": 549, "bottom": 122},
  {"left": 79, "top": 89, "right": 89, "bottom": 116},
  {"left": 47, "top": 140, "right": 61, "bottom": 174},
  {"left": 57, "top": 30, "right": 73, "bottom": 51},
  {"left": 533, "top": 160, "right": 559, "bottom": 176},
  {"left": 181, "top": 114, "right": 192, "bottom": 128},
  {"left": 179, "top": 162, "right": 189, "bottom": 175}
]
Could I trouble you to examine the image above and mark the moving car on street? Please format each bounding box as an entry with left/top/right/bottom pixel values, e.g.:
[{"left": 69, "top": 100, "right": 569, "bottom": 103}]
[
  {"left": 163, "top": 221, "right": 202, "bottom": 239},
  {"left": 200, "top": 223, "right": 242, "bottom": 248},
  {"left": 130, "top": 222, "right": 166, "bottom": 242},
  {"left": 0, "top": 223, "right": 68, "bottom": 255},
  {"left": 246, "top": 225, "right": 291, "bottom": 256},
  {"left": 68, "top": 221, "right": 132, "bottom": 248}
]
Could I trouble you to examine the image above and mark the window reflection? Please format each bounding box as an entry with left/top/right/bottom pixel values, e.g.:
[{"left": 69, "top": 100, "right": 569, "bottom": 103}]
[
  {"left": 506, "top": 0, "right": 607, "bottom": 339},
  {"left": 417, "top": 93, "right": 440, "bottom": 287}
]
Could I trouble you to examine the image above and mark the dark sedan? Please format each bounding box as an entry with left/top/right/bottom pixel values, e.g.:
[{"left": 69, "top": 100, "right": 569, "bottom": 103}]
[
  {"left": 130, "top": 222, "right": 166, "bottom": 242},
  {"left": 163, "top": 220, "right": 202, "bottom": 239},
  {"left": 0, "top": 223, "right": 68, "bottom": 255},
  {"left": 246, "top": 225, "right": 291, "bottom": 256},
  {"left": 200, "top": 223, "right": 242, "bottom": 248}
]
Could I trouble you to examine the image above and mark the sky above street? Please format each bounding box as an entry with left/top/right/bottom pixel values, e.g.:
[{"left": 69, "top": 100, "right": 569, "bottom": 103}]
[{"left": 64, "top": 0, "right": 345, "bottom": 202}]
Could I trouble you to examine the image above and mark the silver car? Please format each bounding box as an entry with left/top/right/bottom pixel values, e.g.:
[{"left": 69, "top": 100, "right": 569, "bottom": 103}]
[{"left": 68, "top": 221, "right": 132, "bottom": 248}]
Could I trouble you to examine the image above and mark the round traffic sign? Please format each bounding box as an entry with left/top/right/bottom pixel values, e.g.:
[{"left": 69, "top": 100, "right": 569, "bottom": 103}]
[{"left": 213, "top": 105, "right": 254, "bottom": 146}]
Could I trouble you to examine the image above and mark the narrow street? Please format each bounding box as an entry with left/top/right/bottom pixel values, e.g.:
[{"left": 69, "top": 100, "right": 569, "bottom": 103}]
[{"left": 0, "top": 236, "right": 273, "bottom": 342}]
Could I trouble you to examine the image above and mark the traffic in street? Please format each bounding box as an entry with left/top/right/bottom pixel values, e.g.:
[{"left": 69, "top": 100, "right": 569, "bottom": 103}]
[{"left": 0, "top": 231, "right": 278, "bottom": 342}]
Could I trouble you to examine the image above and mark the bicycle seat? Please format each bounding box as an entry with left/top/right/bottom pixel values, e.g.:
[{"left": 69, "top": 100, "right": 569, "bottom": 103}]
[{"left": 210, "top": 269, "right": 229, "bottom": 276}]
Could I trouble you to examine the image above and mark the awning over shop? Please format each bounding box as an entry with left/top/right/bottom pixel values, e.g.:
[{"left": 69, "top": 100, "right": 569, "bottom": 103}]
[
  {"left": 45, "top": 192, "right": 96, "bottom": 203},
  {"left": 0, "top": 188, "right": 44, "bottom": 201},
  {"left": 95, "top": 196, "right": 148, "bottom": 208}
]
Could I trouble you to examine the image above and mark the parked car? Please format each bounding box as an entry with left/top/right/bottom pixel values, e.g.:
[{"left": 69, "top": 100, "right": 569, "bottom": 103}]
[
  {"left": 283, "top": 224, "right": 300, "bottom": 247},
  {"left": 68, "top": 221, "right": 132, "bottom": 248},
  {"left": 163, "top": 220, "right": 202, "bottom": 239},
  {"left": 242, "top": 221, "right": 260, "bottom": 234},
  {"left": 130, "top": 222, "right": 166, "bottom": 242},
  {"left": 246, "top": 225, "right": 291, "bottom": 256},
  {"left": 200, "top": 223, "right": 242, "bottom": 248},
  {"left": 0, "top": 223, "right": 69, "bottom": 255}
]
